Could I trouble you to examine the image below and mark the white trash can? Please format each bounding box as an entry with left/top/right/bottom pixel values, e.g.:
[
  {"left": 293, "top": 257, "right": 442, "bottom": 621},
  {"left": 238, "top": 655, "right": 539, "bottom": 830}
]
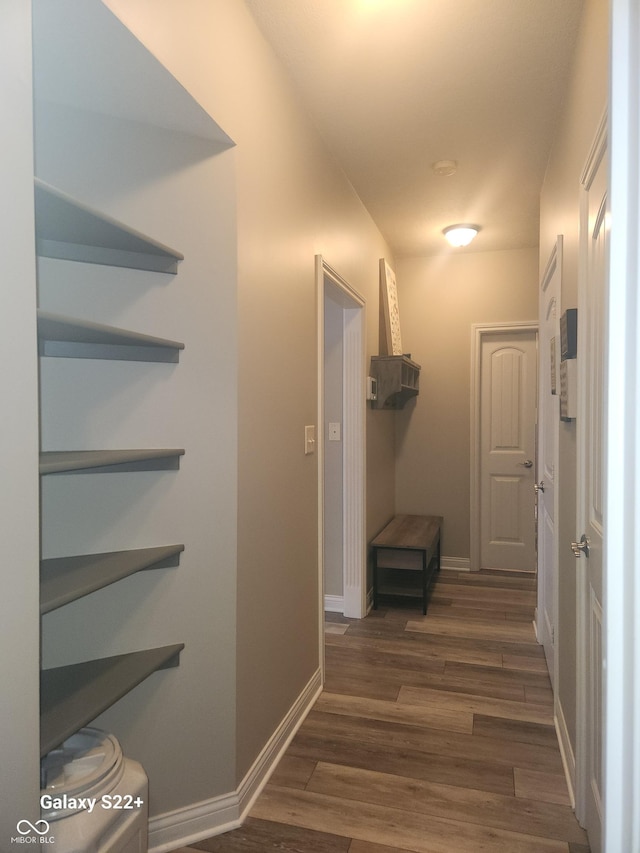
[{"left": 40, "top": 728, "right": 148, "bottom": 853}]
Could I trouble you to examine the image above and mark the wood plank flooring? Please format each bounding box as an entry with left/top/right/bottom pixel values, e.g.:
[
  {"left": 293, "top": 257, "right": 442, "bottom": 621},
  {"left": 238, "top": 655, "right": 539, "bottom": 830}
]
[{"left": 172, "top": 569, "right": 589, "bottom": 853}]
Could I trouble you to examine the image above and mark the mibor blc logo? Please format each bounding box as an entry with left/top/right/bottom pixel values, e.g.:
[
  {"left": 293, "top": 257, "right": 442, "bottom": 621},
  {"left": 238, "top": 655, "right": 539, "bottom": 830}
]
[
  {"left": 16, "top": 821, "right": 49, "bottom": 835},
  {"left": 12, "top": 820, "right": 55, "bottom": 844}
]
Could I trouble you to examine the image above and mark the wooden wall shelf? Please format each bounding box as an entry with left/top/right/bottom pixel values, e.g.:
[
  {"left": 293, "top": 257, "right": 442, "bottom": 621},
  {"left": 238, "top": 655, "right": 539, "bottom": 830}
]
[
  {"left": 370, "top": 354, "right": 421, "bottom": 410},
  {"left": 38, "top": 310, "right": 184, "bottom": 362},
  {"left": 40, "top": 644, "right": 184, "bottom": 757},
  {"left": 40, "top": 544, "right": 185, "bottom": 614},
  {"left": 34, "top": 179, "right": 184, "bottom": 274},
  {"left": 39, "top": 449, "right": 185, "bottom": 475}
]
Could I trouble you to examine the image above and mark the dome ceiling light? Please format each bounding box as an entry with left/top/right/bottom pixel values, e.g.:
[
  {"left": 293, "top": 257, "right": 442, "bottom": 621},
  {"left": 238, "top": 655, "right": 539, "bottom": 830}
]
[
  {"left": 442, "top": 224, "right": 480, "bottom": 247},
  {"left": 431, "top": 159, "right": 458, "bottom": 177}
]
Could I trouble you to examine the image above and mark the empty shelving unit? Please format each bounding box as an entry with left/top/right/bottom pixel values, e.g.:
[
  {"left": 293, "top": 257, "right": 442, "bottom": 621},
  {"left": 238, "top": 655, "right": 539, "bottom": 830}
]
[
  {"left": 36, "top": 179, "right": 187, "bottom": 756},
  {"left": 27, "top": 0, "right": 238, "bottom": 839}
]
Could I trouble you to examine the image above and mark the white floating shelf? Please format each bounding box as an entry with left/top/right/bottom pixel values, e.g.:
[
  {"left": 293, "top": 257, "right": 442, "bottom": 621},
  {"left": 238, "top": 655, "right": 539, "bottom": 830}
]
[
  {"left": 37, "top": 309, "right": 184, "bottom": 362},
  {"left": 40, "top": 544, "right": 185, "bottom": 614},
  {"left": 34, "top": 179, "right": 184, "bottom": 273},
  {"left": 40, "top": 644, "right": 184, "bottom": 757},
  {"left": 40, "top": 449, "right": 185, "bottom": 475}
]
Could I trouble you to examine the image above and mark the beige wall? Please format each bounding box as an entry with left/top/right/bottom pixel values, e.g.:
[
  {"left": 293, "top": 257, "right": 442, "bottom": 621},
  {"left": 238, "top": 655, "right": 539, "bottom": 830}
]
[
  {"left": 539, "top": 0, "right": 609, "bottom": 752},
  {"left": 104, "top": 0, "right": 395, "bottom": 802},
  {"left": 394, "top": 249, "right": 538, "bottom": 560}
]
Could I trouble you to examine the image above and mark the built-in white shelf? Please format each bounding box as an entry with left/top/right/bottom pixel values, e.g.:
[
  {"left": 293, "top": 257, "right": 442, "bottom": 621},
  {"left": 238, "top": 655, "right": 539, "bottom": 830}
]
[
  {"left": 34, "top": 179, "right": 184, "bottom": 274},
  {"left": 33, "top": 0, "right": 233, "bottom": 146},
  {"left": 40, "top": 544, "right": 185, "bottom": 615},
  {"left": 39, "top": 448, "right": 185, "bottom": 475},
  {"left": 40, "top": 644, "right": 184, "bottom": 757},
  {"left": 37, "top": 309, "right": 185, "bottom": 362},
  {"left": 31, "top": 0, "right": 204, "bottom": 766}
]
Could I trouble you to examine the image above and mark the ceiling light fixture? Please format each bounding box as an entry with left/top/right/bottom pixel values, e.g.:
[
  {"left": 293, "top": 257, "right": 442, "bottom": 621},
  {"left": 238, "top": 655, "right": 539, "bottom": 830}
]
[
  {"left": 432, "top": 159, "right": 457, "bottom": 177},
  {"left": 442, "top": 224, "right": 480, "bottom": 247}
]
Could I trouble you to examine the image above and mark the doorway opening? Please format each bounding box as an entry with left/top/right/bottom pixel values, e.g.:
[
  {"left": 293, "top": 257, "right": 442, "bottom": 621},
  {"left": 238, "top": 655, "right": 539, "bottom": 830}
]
[{"left": 315, "top": 256, "right": 366, "bottom": 673}]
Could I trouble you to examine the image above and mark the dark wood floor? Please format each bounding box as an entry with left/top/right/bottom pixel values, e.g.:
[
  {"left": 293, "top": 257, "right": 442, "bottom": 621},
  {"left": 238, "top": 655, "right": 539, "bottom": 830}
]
[{"left": 173, "top": 569, "right": 590, "bottom": 852}]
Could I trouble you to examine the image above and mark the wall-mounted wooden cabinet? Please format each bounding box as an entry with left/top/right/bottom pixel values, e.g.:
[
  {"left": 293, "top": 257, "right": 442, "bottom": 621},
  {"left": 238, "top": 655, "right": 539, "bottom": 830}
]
[{"left": 370, "top": 355, "right": 421, "bottom": 410}]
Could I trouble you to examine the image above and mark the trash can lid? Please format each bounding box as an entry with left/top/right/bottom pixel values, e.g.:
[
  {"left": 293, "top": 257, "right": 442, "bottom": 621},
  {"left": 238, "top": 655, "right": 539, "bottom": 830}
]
[{"left": 41, "top": 728, "right": 125, "bottom": 819}]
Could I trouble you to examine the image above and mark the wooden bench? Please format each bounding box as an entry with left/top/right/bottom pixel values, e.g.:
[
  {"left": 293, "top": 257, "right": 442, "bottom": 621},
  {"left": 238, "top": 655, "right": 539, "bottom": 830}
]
[{"left": 371, "top": 514, "right": 442, "bottom": 615}]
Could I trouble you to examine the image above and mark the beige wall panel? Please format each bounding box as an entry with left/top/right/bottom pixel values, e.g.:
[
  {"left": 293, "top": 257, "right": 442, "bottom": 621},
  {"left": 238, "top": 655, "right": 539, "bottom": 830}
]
[
  {"left": 104, "top": 0, "right": 395, "bottom": 791},
  {"left": 394, "top": 249, "right": 538, "bottom": 560}
]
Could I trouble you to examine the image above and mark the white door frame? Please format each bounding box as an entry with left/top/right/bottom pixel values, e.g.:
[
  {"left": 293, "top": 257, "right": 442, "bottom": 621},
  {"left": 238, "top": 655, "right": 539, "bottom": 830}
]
[
  {"left": 315, "top": 256, "right": 366, "bottom": 669},
  {"left": 604, "top": 2, "right": 640, "bottom": 847},
  {"left": 536, "top": 236, "right": 562, "bottom": 692},
  {"left": 470, "top": 322, "right": 538, "bottom": 572},
  {"left": 575, "top": 111, "right": 607, "bottom": 847}
]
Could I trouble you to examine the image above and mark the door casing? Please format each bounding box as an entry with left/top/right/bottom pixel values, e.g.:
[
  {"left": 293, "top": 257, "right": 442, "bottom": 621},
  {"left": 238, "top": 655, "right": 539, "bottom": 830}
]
[
  {"left": 470, "top": 322, "right": 538, "bottom": 572},
  {"left": 575, "top": 111, "right": 607, "bottom": 853},
  {"left": 315, "top": 256, "right": 366, "bottom": 676},
  {"left": 536, "top": 237, "right": 562, "bottom": 691},
  {"left": 604, "top": 1, "right": 640, "bottom": 847}
]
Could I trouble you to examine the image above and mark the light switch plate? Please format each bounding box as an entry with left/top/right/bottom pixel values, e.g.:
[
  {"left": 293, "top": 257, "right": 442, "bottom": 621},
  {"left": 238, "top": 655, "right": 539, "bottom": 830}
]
[
  {"left": 367, "top": 376, "right": 377, "bottom": 401},
  {"left": 304, "top": 425, "right": 316, "bottom": 455}
]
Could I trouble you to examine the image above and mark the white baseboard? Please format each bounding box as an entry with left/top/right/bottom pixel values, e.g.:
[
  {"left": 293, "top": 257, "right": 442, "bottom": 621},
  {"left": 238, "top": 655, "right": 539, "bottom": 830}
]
[
  {"left": 148, "top": 668, "right": 322, "bottom": 852},
  {"left": 236, "top": 668, "right": 322, "bottom": 820},
  {"left": 555, "top": 698, "right": 576, "bottom": 810},
  {"left": 324, "top": 594, "right": 344, "bottom": 613},
  {"left": 441, "top": 556, "right": 472, "bottom": 571},
  {"left": 148, "top": 790, "right": 242, "bottom": 853}
]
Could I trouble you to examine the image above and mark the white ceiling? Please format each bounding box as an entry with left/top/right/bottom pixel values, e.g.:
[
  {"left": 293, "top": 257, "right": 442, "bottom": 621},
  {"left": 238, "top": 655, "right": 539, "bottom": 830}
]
[{"left": 245, "top": 0, "right": 584, "bottom": 256}]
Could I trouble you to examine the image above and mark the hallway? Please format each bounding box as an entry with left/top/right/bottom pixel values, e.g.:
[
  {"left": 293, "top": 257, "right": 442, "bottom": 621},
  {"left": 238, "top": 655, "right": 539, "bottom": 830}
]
[{"left": 174, "top": 568, "right": 589, "bottom": 852}]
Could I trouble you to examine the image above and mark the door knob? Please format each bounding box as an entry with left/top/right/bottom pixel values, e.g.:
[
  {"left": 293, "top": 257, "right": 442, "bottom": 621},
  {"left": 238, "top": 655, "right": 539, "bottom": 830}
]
[
  {"left": 519, "top": 459, "right": 533, "bottom": 468},
  {"left": 534, "top": 481, "right": 545, "bottom": 494},
  {"left": 571, "top": 534, "right": 590, "bottom": 558}
]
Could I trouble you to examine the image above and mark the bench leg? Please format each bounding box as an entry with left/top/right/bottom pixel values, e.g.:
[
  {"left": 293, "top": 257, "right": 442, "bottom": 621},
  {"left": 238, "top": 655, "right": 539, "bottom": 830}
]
[
  {"left": 373, "top": 551, "right": 378, "bottom": 610},
  {"left": 423, "top": 533, "right": 441, "bottom": 615},
  {"left": 422, "top": 550, "right": 428, "bottom": 615}
]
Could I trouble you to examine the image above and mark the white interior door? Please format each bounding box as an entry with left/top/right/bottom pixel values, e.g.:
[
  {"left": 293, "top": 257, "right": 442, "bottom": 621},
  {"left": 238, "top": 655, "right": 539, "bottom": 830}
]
[
  {"left": 537, "top": 238, "right": 562, "bottom": 686},
  {"left": 575, "top": 118, "right": 607, "bottom": 853},
  {"left": 478, "top": 328, "right": 538, "bottom": 572}
]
